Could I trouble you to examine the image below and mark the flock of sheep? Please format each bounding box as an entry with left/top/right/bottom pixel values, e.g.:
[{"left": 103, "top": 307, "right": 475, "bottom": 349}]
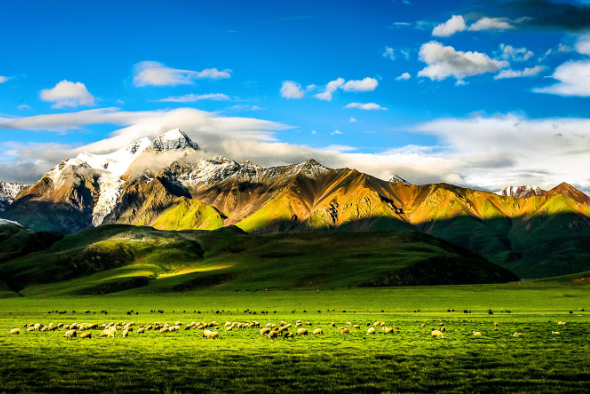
[{"left": 7, "top": 319, "right": 572, "bottom": 340}]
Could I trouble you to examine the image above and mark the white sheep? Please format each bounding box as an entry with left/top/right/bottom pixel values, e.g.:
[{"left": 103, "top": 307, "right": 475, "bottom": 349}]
[
  {"left": 64, "top": 330, "right": 76, "bottom": 340},
  {"left": 431, "top": 330, "right": 444, "bottom": 339},
  {"left": 9, "top": 328, "right": 20, "bottom": 335},
  {"left": 80, "top": 332, "right": 91, "bottom": 340},
  {"left": 296, "top": 328, "right": 308, "bottom": 336},
  {"left": 367, "top": 327, "right": 376, "bottom": 335},
  {"left": 313, "top": 328, "right": 323, "bottom": 335},
  {"left": 122, "top": 329, "right": 129, "bottom": 338},
  {"left": 473, "top": 331, "right": 482, "bottom": 337}
]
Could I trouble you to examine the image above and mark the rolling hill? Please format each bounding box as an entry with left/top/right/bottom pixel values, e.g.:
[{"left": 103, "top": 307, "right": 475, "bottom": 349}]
[{"left": 0, "top": 224, "right": 517, "bottom": 297}]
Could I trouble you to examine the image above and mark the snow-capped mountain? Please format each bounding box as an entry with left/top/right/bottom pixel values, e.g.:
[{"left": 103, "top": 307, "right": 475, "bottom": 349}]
[
  {"left": 144, "top": 128, "right": 200, "bottom": 153},
  {"left": 77, "top": 137, "right": 151, "bottom": 176},
  {"left": 388, "top": 175, "right": 411, "bottom": 186},
  {"left": 0, "top": 181, "right": 28, "bottom": 213},
  {"left": 499, "top": 185, "right": 547, "bottom": 199}
]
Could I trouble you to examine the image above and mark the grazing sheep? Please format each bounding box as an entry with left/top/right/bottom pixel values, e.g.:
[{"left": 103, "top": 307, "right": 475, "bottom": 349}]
[
  {"left": 420, "top": 324, "right": 426, "bottom": 328},
  {"left": 137, "top": 328, "right": 145, "bottom": 334},
  {"left": 57, "top": 323, "right": 64, "bottom": 329},
  {"left": 203, "top": 329, "right": 212, "bottom": 338},
  {"left": 9, "top": 328, "right": 20, "bottom": 335},
  {"left": 431, "top": 330, "right": 444, "bottom": 339},
  {"left": 353, "top": 325, "right": 360, "bottom": 329},
  {"left": 122, "top": 330, "right": 129, "bottom": 338},
  {"left": 340, "top": 328, "right": 350, "bottom": 334},
  {"left": 206, "top": 331, "right": 219, "bottom": 339},
  {"left": 513, "top": 332, "right": 523, "bottom": 338},
  {"left": 284, "top": 332, "right": 294, "bottom": 339},
  {"left": 296, "top": 328, "right": 308, "bottom": 336},
  {"left": 346, "top": 322, "right": 352, "bottom": 326},
  {"left": 296, "top": 322, "right": 302, "bottom": 328},
  {"left": 557, "top": 321, "right": 567, "bottom": 326},
  {"left": 64, "top": 330, "right": 77, "bottom": 340},
  {"left": 440, "top": 327, "right": 446, "bottom": 333},
  {"left": 159, "top": 327, "right": 169, "bottom": 334},
  {"left": 305, "top": 321, "right": 312, "bottom": 326},
  {"left": 438, "top": 323, "right": 444, "bottom": 327},
  {"left": 552, "top": 331, "right": 561, "bottom": 335},
  {"left": 331, "top": 322, "right": 336, "bottom": 327},
  {"left": 383, "top": 327, "right": 394, "bottom": 334},
  {"left": 473, "top": 331, "right": 482, "bottom": 337},
  {"left": 80, "top": 332, "right": 91, "bottom": 340},
  {"left": 367, "top": 327, "right": 376, "bottom": 335},
  {"left": 34, "top": 323, "right": 42, "bottom": 331},
  {"left": 260, "top": 328, "right": 271, "bottom": 336},
  {"left": 494, "top": 322, "right": 500, "bottom": 327},
  {"left": 26, "top": 327, "right": 35, "bottom": 333},
  {"left": 313, "top": 328, "right": 323, "bottom": 335},
  {"left": 268, "top": 331, "right": 278, "bottom": 340},
  {"left": 40, "top": 327, "right": 48, "bottom": 332}
]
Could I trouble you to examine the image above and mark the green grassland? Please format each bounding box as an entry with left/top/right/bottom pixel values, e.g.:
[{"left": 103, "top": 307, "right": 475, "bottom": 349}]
[{"left": 1, "top": 282, "right": 590, "bottom": 393}]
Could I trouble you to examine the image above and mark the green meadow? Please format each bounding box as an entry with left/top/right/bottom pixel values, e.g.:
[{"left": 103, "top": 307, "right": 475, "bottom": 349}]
[{"left": 1, "top": 280, "right": 590, "bottom": 393}]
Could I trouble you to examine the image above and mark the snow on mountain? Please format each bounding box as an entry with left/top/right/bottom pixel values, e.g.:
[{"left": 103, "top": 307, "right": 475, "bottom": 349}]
[
  {"left": 498, "top": 185, "right": 546, "bottom": 199},
  {"left": 388, "top": 175, "right": 411, "bottom": 185},
  {"left": 0, "top": 181, "right": 28, "bottom": 213},
  {"left": 92, "top": 174, "right": 125, "bottom": 226},
  {"left": 77, "top": 137, "right": 151, "bottom": 176},
  {"left": 0, "top": 218, "right": 25, "bottom": 227},
  {"left": 144, "top": 128, "right": 200, "bottom": 153}
]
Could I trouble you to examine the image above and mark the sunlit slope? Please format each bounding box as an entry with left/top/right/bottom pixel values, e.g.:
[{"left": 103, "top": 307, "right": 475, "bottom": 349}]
[{"left": 0, "top": 225, "right": 518, "bottom": 297}]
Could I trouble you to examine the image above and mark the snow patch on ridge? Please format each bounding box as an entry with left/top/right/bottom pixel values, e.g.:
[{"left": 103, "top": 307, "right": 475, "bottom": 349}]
[
  {"left": 389, "top": 175, "right": 411, "bottom": 185},
  {"left": 0, "top": 218, "right": 25, "bottom": 228},
  {"left": 77, "top": 137, "right": 151, "bottom": 176},
  {"left": 0, "top": 181, "right": 28, "bottom": 213},
  {"left": 498, "top": 185, "right": 546, "bottom": 198},
  {"left": 92, "top": 174, "right": 125, "bottom": 226}
]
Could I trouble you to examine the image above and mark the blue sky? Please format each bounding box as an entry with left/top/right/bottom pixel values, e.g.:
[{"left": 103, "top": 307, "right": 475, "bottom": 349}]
[{"left": 2, "top": 0, "right": 590, "bottom": 192}]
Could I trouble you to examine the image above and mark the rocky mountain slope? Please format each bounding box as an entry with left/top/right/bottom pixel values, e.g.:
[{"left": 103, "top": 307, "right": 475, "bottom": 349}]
[
  {"left": 0, "top": 181, "right": 28, "bottom": 213},
  {"left": 2, "top": 127, "right": 590, "bottom": 278}
]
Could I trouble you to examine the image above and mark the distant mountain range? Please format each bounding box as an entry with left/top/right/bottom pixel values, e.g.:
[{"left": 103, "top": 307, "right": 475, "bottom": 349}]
[{"left": 2, "top": 128, "right": 590, "bottom": 279}]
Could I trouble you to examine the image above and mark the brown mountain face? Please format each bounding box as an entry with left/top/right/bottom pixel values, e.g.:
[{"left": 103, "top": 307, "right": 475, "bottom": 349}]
[{"left": 1, "top": 159, "right": 102, "bottom": 233}]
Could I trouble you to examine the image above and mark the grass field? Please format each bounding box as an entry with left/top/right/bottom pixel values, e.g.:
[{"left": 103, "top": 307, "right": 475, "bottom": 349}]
[{"left": 1, "top": 281, "right": 590, "bottom": 393}]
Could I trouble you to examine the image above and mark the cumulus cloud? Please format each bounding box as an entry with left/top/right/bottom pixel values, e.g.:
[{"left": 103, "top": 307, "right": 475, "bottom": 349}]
[
  {"left": 396, "top": 72, "right": 411, "bottom": 80},
  {"left": 533, "top": 34, "right": 590, "bottom": 96},
  {"left": 418, "top": 41, "right": 509, "bottom": 82},
  {"left": 331, "top": 130, "right": 343, "bottom": 135},
  {"left": 133, "top": 61, "right": 231, "bottom": 87},
  {"left": 39, "top": 80, "right": 95, "bottom": 108},
  {"left": 156, "top": 93, "right": 231, "bottom": 102},
  {"left": 383, "top": 47, "right": 395, "bottom": 60},
  {"left": 315, "top": 78, "right": 345, "bottom": 101},
  {"left": 350, "top": 117, "right": 357, "bottom": 122},
  {"left": 345, "top": 103, "right": 387, "bottom": 110},
  {"left": 468, "top": 17, "right": 514, "bottom": 32},
  {"left": 280, "top": 81, "right": 305, "bottom": 99},
  {"left": 432, "top": 15, "right": 467, "bottom": 37},
  {"left": 415, "top": 113, "right": 590, "bottom": 191},
  {"left": 495, "top": 66, "right": 545, "bottom": 79},
  {"left": 497, "top": 44, "right": 534, "bottom": 61}
]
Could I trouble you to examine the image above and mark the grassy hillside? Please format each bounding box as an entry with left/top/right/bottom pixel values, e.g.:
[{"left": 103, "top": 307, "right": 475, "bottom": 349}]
[{"left": 0, "top": 225, "right": 517, "bottom": 297}]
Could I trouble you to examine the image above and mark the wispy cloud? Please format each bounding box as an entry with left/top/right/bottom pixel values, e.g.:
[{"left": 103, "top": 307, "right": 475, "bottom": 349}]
[
  {"left": 133, "top": 61, "right": 231, "bottom": 87},
  {"left": 156, "top": 93, "right": 231, "bottom": 102},
  {"left": 345, "top": 103, "right": 387, "bottom": 110}
]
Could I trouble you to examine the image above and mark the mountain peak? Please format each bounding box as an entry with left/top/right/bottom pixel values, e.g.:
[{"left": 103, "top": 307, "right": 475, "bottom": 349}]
[
  {"left": 548, "top": 182, "right": 590, "bottom": 206},
  {"left": 145, "top": 128, "right": 200, "bottom": 153},
  {"left": 499, "top": 185, "right": 546, "bottom": 199},
  {"left": 389, "top": 175, "right": 411, "bottom": 186}
]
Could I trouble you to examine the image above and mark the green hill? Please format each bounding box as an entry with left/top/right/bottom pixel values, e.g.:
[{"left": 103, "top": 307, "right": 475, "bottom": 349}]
[{"left": 0, "top": 225, "right": 517, "bottom": 297}]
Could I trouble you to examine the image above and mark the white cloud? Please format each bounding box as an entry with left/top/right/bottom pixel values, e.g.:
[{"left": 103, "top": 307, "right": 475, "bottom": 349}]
[
  {"left": 468, "top": 17, "right": 514, "bottom": 32},
  {"left": 311, "top": 130, "right": 317, "bottom": 134},
  {"left": 0, "top": 76, "right": 8, "bottom": 84},
  {"left": 157, "top": 93, "right": 231, "bottom": 102},
  {"left": 315, "top": 78, "right": 345, "bottom": 101},
  {"left": 341, "top": 78, "right": 378, "bottom": 92},
  {"left": 533, "top": 35, "right": 590, "bottom": 96},
  {"left": 17, "top": 104, "right": 31, "bottom": 110},
  {"left": 133, "top": 61, "right": 231, "bottom": 87},
  {"left": 349, "top": 117, "right": 357, "bottom": 122},
  {"left": 383, "top": 47, "right": 395, "bottom": 60},
  {"left": 432, "top": 15, "right": 467, "bottom": 37},
  {"left": 331, "top": 130, "right": 343, "bottom": 135},
  {"left": 116, "top": 99, "right": 125, "bottom": 104},
  {"left": 558, "top": 43, "right": 573, "bottom": 53},
  {"left": 396, "top": 72, "right": 411, "bottom": 80},
  {"left": 39, "top": 80, "right": 95, "bottom": 108},
  {"left": 415, "top": 113, "right": 590, "bottom": 191},
  {"left": 280, "top": 81, "right": 305, "bottom": 99},
  {"left": 495, "top": 66, "right": 545, "bottom": 79},
  {"left": 400, "top": 50, "right": 410, "bottom": 60},
  {"left": 324, "top": 145, "right": 357, "bottom": 152},
  {"left": 418, "top": 41, "right": 509, "bottom": 82},
  {"left": 497, "top": 44, "right": 534, "bottom": 61},
  {"left": 345, "top": 103, "right": 387, "bottom": 110}
]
